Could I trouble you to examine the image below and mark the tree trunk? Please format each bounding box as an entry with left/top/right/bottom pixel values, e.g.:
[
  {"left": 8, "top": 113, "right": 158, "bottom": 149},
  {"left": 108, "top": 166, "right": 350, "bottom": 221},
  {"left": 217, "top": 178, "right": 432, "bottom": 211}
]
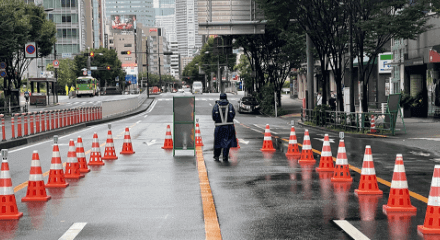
[{"left": 362, "top": 82, "right": 368, "bottom": 113}]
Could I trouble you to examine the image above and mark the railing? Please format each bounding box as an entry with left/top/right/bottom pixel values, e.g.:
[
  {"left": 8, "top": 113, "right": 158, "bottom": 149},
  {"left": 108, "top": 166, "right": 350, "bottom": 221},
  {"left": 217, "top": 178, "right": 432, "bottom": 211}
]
[
  {"left": 301, "top": 108, "right": 396, "bottom": 135},
  {"left": 101, "top": 90, "right": 148, "bottom": 119}
]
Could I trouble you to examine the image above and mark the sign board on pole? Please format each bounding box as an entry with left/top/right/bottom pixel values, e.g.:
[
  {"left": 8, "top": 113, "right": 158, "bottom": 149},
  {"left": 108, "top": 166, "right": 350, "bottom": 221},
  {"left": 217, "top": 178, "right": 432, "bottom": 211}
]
[
  {"left": 378, "top": 52, "right": 393, "bottom": 74},
  {"left": 62, "top": 53, "right": 72, "bottom": 58},
  {"left": 53, "top": 60, "right": 60, "bottom": 68},
  {"left": 90, "top": 66, "right": 98, "bottom": 70},
  {"left": 25, "top": 42, "right": 37, "bottom": 58},
  {"left": 87, "top": 70, "right": 91, "bottom": 76},
  {"left": 173, "top": 96, "right": 195, "bottom": 155},
  {"left": 83, "top": 71, "right": 87, "bottom": 76}
]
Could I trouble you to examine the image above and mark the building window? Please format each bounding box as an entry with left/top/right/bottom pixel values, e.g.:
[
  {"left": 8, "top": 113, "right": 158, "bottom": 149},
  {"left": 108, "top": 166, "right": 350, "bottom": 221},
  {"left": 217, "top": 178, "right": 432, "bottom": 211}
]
[{"left": 62, "top": 14, "right": 72, "bottom": 23}]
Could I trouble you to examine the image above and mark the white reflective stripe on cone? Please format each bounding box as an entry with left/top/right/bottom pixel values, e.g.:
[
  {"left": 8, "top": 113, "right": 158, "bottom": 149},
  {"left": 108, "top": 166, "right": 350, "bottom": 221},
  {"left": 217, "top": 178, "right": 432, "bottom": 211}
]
[
  {"left": 390, "top": 180, "right": 408, "bottom": 189},
  {"left": 29, "top": 174, "right": 44, "bottom": 181},
  {"left": 0, "top": 187, "right": 14, "bottom": 195}
]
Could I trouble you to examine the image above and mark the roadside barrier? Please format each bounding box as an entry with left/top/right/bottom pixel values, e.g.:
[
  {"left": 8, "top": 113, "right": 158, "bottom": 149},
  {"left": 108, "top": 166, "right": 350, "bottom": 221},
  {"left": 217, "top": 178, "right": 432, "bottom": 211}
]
[
  {"left": 64, "top": 139, "right": 84, "bottom": 179},
  {"left": 285, "top": 126, "right": 300, "bottom": 158},
  {"left": 161, "top": 125, "right": 173, "bottom": 149},
  {"left": 16, "top": 113, "right": 22, "bottom": 138},
  {"left": 331, "top": 139, "right": 353, "bottom": 182},
  {"left": 354, "top": 146, "right": 382, "bottom": 195},
  {"left": 0, "top": 149, "right": 23, "bottom": 220},
  {"left": 46, "top": 136, "right": 69, "bottom": 188},
  {"left": 35, "top": 111, "right": 40, "bottom": 133},
  {"left": 102, "top": 124, "right": 118, "bottom": 160},
  {"left": 382, "top": 154, "right": 417, "bottom": 214},
  {"left": 299, "top": 129, "right": 316, "bottom": 164},
  {"left": 11, "top": 115, "right": 15, "bottom": 139},
  {"left": 260, "top": 124, "right": 275, "bottom": 152},
  {"left": 195, "top": 122, "right": 204, "bottom": 146},
  {"left": 88, "top": 133, "right": 105, "bottom": 166},
  {"left": 316, "top": 134, "right": 334, "bottom": 172},
  {"left": 120, "top": 127, "right": 135, "bottom": 155},
  {"left": 46, "top": 110, "right": 50, "bottom": 131},
  {"left": 41, "top": 111, "right": 45, "bottom": 132},
  {"left": 51, "top": 110, "right": 54, "bottom": 130},
  {"left": 23, "top": 113, "right": 28, "bottom": 136},
  {"left": 29, "top": 112, "right": 34, "bottom": 135},
  {"left": 21, "top": 150, "right": 51, "bottom": 202},
  {"left": 418, "top": 165, "right": 440, "bottom": 235},
  {"left": 1, "top": 114, "right": 5, "bottom": 141},
  {"left": 77, "top": 136, "right": 90, "bottom": 173}
]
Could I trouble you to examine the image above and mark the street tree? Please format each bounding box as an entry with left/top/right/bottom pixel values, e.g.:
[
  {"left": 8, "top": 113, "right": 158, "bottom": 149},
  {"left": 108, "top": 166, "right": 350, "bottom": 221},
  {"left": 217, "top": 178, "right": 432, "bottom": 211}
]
[
  {"left": 46, "top": 58, "right": 77, "bottom": 89},
  {"left": 0, "top": 0, "right": 56, "bottom": 105},
  {"left": 73, "top": 47, "right": 125, "bottom": 87},
  {"left": 233, "top": 55, "right": 253, "bottom": 93}
]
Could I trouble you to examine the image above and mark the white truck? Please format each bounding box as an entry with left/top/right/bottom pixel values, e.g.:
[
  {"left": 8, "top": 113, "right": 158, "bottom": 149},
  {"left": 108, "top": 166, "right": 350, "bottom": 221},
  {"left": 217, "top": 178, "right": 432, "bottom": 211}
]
[{"left": 192, "top": 81, "right": 203, "bottom": 94}]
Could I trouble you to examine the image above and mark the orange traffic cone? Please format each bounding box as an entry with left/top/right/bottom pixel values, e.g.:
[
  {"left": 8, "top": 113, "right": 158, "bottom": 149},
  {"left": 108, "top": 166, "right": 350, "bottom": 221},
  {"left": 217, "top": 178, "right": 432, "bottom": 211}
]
[
  {"left": 285, "top": 126, "right": 300, "bottom": 158},
  {"left": 64, "top": 139, "right": 84, "bottom": 179},
  {"left": 22, "top": 150, "right": 51, "bottom": 202},
  {"left": 298, "top": 129, "right": 316, "bottom": 164},
  {"left": 383, "top": 154, "right": 417, "bottom": 214},
  {"left": 0, "top": 149, "right": 23, "bottom": 220},
  {"left": 331, "top": 139, "right": 353, "bottom": 182},
  {"left": 418, "top": 165, "right": 440, "bottom": 235},
  {"left": 89, "top": 132, "right": 105, "bottom": 166},
  {"left": 46, "top": 141, "right": 69, "bottom": 188},
  {"left": 316, "top": 134, "right": 334, "bottom": 171},
  {"left": 232, "top": 130, "right": 240, "bottom": 149},
  {"left": 76, "top": 136, "right": 90, "bottom": 173},
  {"left": 195, "top": 122, "right": 204, "bottom": 146},
  {"left": 355, "top": 145, "right": 382, "bottom": 195},
  {"left": 120, "top": 127, "right": 135, "bottom": 154},
  {"left": 102, "top": 125, "right": 118, "bottom": 160},
  {"left": 260, "top": 124, "right": 276, "bottom": 152},
  {"left": 161, "top": 125, "right": 173, "bottom": 149}
]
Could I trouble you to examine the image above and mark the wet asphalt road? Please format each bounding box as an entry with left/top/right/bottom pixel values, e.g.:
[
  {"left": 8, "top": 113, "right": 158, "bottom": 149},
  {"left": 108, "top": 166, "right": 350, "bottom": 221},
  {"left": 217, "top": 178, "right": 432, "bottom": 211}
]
[{"left": 1, "top": 92, "right": 439, "bottom": 239}]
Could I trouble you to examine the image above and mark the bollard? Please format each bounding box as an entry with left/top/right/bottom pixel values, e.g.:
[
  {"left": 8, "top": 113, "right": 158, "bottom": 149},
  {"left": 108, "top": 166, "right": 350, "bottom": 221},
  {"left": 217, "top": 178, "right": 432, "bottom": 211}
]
[
  {"left": 63, "top": 109, "right": 67, "bottom": 127},
  {"left": 30, "top": 112, "right": 34, "bottom": 135},
  {"left": 60, "top": 110, "right": 64, "bottom": 128},
  {"left": 70, "top": 109, "right": 74, "bottom": 125},
  {"left": 76, "top": 108, "right": 79, "bottom": 124},
  {"left": 11, "top": 115, "right": 15, "bottom": 139},
  {"left": 40, "top": 111, "right": 45, "bottom": 132},
  {"left": 16, "top": 113, "right": 22, "bottom": 138},
  {"left": 46, "top": 110, "right": 50, "bottom": 131},
  {"left": 100, "top": 106, "right": 102, "bottom": 119},
  {"left": 0, "top": 114, "right": 5, "bottom": 141},
  {"left": 79, "top": 108, "right": 83, "bottom": 123},
  {"left": 370, "top": 115, "right": 376, "bottom": 133},
  {"left": 35, "top": 112, "right": 40, "bottom": 133},
  {"left": 51, "top": 110, "right": 54, "bottom": 130},
  {"left": 91, "top": 107, "right": 95, "bottom": 121},
  {"left": 23, "top": 113, "right": 28, "bottom": 136},
  {"left": 95, "top": 107, "right": 98, "bottom": 120},
  {"left": 54, "top": 110, "right": 58, "bottom": 129}
]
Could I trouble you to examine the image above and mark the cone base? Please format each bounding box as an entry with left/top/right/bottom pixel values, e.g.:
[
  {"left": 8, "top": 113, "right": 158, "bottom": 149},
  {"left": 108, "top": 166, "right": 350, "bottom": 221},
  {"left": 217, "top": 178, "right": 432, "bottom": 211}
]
[
  {"left": 88, "top": 161, "right": 105, "bottom": 166},
  {"left": 260, "top": 148, "right": 276, "bottom": 152},
  {"left": 285, "top": 152, "right": 301, "bottom": 157},
  {"left": 316, "top": 167, "right": 335, "bottom": 172},
  {"left": 102, "top": 156, "right": 118, "bottom": 160},
  {"left": 64, "top": 174, "right": 85, "bottom": 179},
  {"left": 382, "top": 204, "right": 417, "bottom": 214},
  {"left": 21, "top": 195, "right": 51, "bottom": 202},
  {"left": 162, "top": 146, "right": 173, "bottom": 149},
  {"left": 120, "top": 151, "right": 135, "bottom": 155},
  {"left": 418, "top": 225, "right": 440, "bottom": 235},
  {"left": 79, "top": 168, "right": 91, "bottom": 173},
  {"left": 46, "top": 182, "right": 69, "bottom": 188},
  {"left": 196, "top": 143, "right": 204, "bottom": 147},
  {"left": 299, "top": 159, "right": 316, "bottom": 164},
  {"left": 0, "top": 212, "right": 23, "bottom": 220},
  {"left": 355, "top": 189, "right": 383, "bottom": 195},
  {"left": 331, "top": 177, "right": 353, "bottom": 182}
]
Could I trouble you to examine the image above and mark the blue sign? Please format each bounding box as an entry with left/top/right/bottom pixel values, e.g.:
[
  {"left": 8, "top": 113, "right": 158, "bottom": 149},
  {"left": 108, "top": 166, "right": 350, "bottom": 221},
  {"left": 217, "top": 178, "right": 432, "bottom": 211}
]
[
  {"left": 239, "top": 81, "right": 242, "bottom": 90},
  {"left": 125, "top": 75, "right": 137, "bottom": 84}
]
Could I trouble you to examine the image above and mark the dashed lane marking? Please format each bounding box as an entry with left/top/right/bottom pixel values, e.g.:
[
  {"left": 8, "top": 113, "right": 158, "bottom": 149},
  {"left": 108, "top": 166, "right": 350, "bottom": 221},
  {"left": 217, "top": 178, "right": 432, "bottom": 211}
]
[
  {"left": 333, "top": 220, "right": 370, "bottom": 240},
  {"left": 58, "top": 222, "right": 87, "bottom": 240},
  {"left": 196, "top": 146, "right": 222, "bottom": 239}
]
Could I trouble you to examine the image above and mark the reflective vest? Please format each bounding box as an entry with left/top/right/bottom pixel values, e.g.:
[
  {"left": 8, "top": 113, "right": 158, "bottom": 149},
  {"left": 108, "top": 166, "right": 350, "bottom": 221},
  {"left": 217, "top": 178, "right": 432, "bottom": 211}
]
[{"left": 215, "top": 103, "right": 234, "bottom": 126}]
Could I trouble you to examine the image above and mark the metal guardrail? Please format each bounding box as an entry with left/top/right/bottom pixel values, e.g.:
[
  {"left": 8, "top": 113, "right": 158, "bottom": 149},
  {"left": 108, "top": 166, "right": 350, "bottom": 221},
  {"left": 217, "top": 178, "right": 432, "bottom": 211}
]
[
  {"left": 101, "top": 90, "right": 148, "bottom": 119},
  {"left": 301, "top": 108, "right": 396, "bottom": 135}
]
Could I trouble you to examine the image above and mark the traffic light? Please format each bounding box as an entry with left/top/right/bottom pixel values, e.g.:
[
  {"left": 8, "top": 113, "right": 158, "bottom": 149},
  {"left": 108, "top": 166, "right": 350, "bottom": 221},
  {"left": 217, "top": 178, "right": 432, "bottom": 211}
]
[
  {"left": 106, "top": 66, "right": 111, "bottom": 70},
  {"left": 83, "top": 52, "right": 95, "bottom": 57},
  {"left": 121, "top": 51, "right": 131, "bottom": 55},
  {"left": 90, "top": 52, "right": 95, "bottom": 57}
]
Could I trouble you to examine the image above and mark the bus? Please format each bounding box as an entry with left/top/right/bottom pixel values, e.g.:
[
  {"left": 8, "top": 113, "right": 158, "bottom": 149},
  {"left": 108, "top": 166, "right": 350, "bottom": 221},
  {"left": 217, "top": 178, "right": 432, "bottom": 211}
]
[{"left": 76, "top": 76, "right": 99, "bottom": 97}]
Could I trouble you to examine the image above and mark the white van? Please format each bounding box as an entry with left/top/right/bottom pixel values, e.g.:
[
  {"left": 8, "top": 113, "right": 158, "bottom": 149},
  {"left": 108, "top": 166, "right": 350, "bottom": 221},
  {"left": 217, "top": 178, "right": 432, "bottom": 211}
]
[{"left": 192, "top": 81, "right": 203, "bottom": 94}]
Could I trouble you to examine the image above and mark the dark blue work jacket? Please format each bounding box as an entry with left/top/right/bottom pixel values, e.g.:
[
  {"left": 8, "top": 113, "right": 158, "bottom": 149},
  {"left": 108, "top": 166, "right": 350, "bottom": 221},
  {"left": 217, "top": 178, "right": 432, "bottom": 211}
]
[{"left": 212, "top": 99, "right": 237, "bottom": 149}]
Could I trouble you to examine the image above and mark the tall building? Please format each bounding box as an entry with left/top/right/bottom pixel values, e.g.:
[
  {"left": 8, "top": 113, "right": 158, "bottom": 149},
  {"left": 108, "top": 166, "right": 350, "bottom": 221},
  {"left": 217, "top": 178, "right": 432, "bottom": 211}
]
[{"left": 176, "top": 0, "right": 202, "bottom": 57}]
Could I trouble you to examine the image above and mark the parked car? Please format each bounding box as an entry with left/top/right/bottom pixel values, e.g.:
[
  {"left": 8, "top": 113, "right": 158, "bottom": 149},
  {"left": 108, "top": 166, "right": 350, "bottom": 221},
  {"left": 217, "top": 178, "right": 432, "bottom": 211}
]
[
  {"left": 177, "top": 88, "right": 185, "bottom": 93},
  {"left": 237, "top": 96, "right": 260, "bottom": 113},
  {"left": 192, "top": 81, "right": 203, "bottom": 94}
]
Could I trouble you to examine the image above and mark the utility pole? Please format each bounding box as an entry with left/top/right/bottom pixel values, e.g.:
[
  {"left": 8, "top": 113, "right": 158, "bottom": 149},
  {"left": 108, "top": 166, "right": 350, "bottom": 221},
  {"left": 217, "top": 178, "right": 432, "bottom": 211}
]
[
  {"left": 157, "top": 30, "right": 162, "bottom": 92},
  {"left": 306, "top": 32, "right": 314, "bottom": 110},
  {"left": 349, "top": 6, "right": 355, "bottom": 113},
  {"left": 54, "top": 45, "right": 58, "bottom": 104},
  {"left": 146, "top": 38, "right": 149, "bottom": 98}
]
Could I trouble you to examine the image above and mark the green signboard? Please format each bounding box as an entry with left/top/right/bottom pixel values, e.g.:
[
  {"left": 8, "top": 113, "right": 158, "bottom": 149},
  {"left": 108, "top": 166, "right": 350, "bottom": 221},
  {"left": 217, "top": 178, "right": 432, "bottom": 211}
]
[{"left": 173, "top": 96, "right": 195, "bottom": 155}]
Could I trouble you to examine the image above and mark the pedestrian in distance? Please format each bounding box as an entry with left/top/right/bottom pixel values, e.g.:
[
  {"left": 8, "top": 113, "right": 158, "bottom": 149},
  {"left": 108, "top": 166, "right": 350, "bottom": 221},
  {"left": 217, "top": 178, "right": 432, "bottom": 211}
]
[{"left": 212, "top": 93, "right": 237, "bottom": 162}]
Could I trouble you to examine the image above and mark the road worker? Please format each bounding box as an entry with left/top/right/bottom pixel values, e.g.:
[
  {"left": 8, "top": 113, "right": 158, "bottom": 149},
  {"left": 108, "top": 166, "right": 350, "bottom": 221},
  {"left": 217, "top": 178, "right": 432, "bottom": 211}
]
[{"left": 212, "top": 93, "right": 237, "bottom": 162}]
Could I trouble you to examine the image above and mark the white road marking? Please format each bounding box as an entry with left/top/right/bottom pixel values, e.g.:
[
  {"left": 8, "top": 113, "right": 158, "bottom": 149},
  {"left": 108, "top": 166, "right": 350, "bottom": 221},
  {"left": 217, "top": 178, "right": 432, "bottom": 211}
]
[
  {"left": 209, "top": 103, "right": 212, "bottom": 106},
  {"left": 313, "top": 137, "right": 335, "bottom": 143},
  {"left": 147, "top": 139, "right": 157, "bottom": 146},
  {"left": 136, "top": 120, "right": 141, "bottom": 124},
  {"left": 253, "top": 124, "right": 278, "bottom": 134},
  {"left": 333, "top": 220, "right": 370, "bottom": 240},
  {"left": 234, "top": 119, "right": 240, "bottom": 124},
  {"left": 146, "top": 100, "right": 157, "bottom": 113},
  {"left": 58, "top": 222, "right": 87, "bottom": 240},
  {"left": 144, "top": 114, "right": 148, "bottom": 118},
  {"left": 409, "top": 138, "right": 440, "bottom": 141},
  {"left": 251, "top": 128, "right": 263, "bottom": 133},
  {"left": 238, "top": 138, "right": 249, "bottom": 144}
]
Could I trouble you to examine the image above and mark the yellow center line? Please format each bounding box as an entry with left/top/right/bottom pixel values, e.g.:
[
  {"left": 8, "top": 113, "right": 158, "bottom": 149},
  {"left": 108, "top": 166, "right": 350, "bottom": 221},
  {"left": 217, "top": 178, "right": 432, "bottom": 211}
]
[
  {"left": 280, "top": 138, "right": 428, "bottom": 203},
  {"left": 196, "top": 146, "right": 222, "bottom": 240},
  {"left": 13, "top": 142, "right": 107, "bottom": 193}
]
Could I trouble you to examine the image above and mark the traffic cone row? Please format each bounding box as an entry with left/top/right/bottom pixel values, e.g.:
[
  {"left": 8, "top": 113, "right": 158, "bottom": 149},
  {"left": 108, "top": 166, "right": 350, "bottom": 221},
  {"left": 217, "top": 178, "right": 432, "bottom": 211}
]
[
  {"left": 0, "top": 150, "right": 23, "bottom": 220},
  {"left": 120, "top": 127, "right": 135, "bottom": 154},
  {"left": 22, "top": 151, "right": 51, "bottom": 202},
  {"left": 298, "top": 130, "right": 315, "bottom": 164},
  {"left": 102, "top": 125, "right": 118, "bottom": 160},
  {"left": 285, "top": 126, "right": 300, "bottom": 158},
  {"left": 316, "top": 134, "right": 334, "bottom": 172},
  {"left": 260, "top": 124, "right": 276, "bottom": 152}
]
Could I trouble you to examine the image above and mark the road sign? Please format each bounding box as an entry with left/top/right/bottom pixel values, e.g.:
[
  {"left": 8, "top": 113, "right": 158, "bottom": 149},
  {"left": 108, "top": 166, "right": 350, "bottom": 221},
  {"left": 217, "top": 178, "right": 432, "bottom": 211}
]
[
  {"left": 0, "top": 62, "right": 6, "bottom": 69},
  {"left": 0, "top": 70, "right": 6, "bottom": 78},
  {"left": 87, "top": 70, "right": 91, "bottom": 76},
  {"left": 90, "top": 66, "right": 98, "bottom": 70},
  {"left": 83, "top": 71, "right": 87, "bottom": 76},
  {"left": 53, "top": 59, "right": 60, "bottom": 68},
  {"left": 62, "top": 53, "right": 72, "bottom": 58},
  {"left": 25, "top": 42, "right": 37, "bottom": 58}
]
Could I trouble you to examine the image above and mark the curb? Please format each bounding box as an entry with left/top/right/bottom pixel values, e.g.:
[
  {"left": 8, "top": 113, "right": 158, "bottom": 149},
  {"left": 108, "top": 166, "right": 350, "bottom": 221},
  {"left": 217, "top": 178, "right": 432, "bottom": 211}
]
[
  {"left": 0, "top": 98, "right": 155, "bottom": 151},
  {"left": 297, "top": 121, "right": 390, "bottom": 139}
]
